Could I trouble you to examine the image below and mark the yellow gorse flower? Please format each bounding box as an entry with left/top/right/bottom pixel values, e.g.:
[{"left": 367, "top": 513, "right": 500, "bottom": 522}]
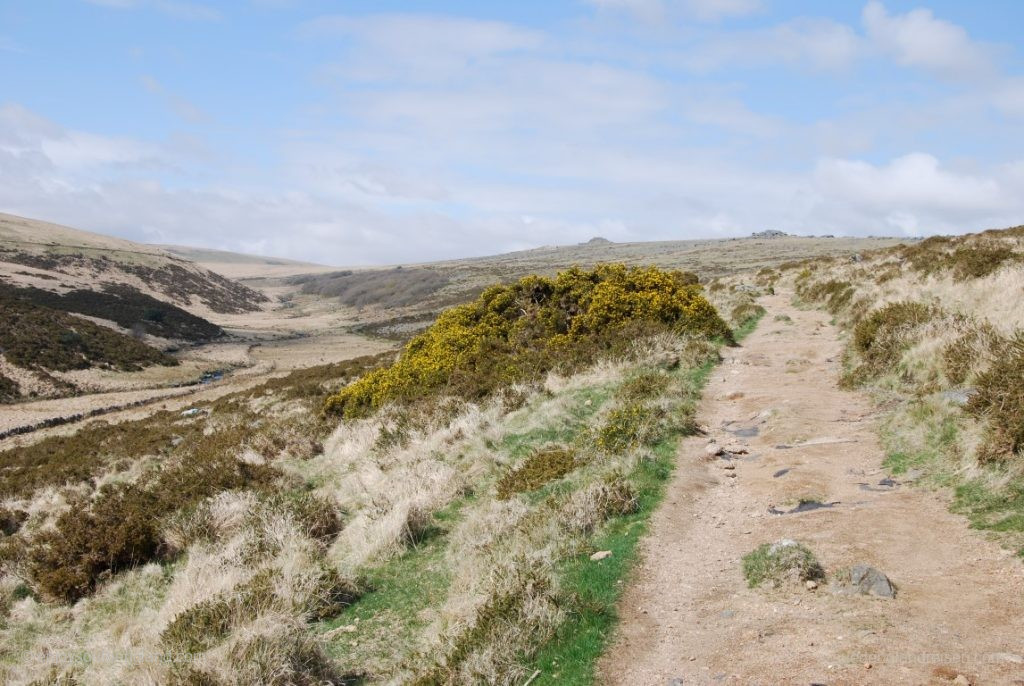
[{"left": 325, "top": 264, "right": 730, "bottom": 417}]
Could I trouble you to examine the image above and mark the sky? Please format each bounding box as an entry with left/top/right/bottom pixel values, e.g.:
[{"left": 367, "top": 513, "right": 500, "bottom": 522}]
[{"left": 2, "top": 1, "right": 1024, "bottom": 265}]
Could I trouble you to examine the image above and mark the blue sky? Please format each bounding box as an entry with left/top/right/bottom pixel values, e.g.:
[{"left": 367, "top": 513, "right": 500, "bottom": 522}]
[{"left": 2, "top": 1, "right": 1023, "bottom": 264}]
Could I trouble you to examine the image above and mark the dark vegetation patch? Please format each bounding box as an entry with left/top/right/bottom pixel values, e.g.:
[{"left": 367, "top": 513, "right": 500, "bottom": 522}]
[
  {"left": 942, "top": 321, "right": 1004, "bottom": 386},
  {"left": 966, "top": 332, "right": 1024, "bottom": 462},
  {"left": 0, "top": 282, "right": 222, "bottom": 342},
  {"left": 325, "top": 265, "right": 732, "bottom": 418},
  {"left": 0, "top": 373, "right": 19, "bottom": 401},
  {"left": 496, "top": 447, "right": 579, "bottom": 500},
  {"left": 24, "top": 434, "right": 279, "bottom": 602},
  {"left": 291, "top": 267, "right": 451, "bottom": 309},
  {"left": 898, "top": 236, "right": 1023, "bottom": 281},
  {"left": 120, "top": 261, "right": 267, "bottom": 314},
  {"left": 0, "top": 294, "right": 177, "bottom": 374},
  {"left": 0, "top": 249, "right": 267, "bottom": 313}
]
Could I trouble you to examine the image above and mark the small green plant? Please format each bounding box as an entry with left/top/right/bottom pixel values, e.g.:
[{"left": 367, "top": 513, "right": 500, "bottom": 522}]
[
  {"left": 742, "top": 540, "right": 825, "bottom": 588},
  {"left": 496, "top": 446, "right": 580, "bottom": 500}
]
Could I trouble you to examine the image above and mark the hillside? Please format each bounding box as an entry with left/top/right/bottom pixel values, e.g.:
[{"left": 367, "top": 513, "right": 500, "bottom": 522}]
[
  {"left": 292, "top": 233, "right": 907, "bottom": 336},
  {"left": 0, "top": 213, "right": 276, "bottom": 402},
  {"left": 0, "top": 213, "right": 268, "bottom": 316},
  {"left": 0, "top": 264, "right": 764, "bottom": 685}
]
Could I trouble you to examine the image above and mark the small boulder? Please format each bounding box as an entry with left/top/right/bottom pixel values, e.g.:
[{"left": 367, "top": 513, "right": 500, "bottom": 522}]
[
  {"left": 590, "top": 550, "right": 613, "bottom": 562},
  {"left": 705, "top": 443, "right": 724, "bottom": 458},
  {"left": 839, "top": 564, "right": 896, "bottom": 598}
]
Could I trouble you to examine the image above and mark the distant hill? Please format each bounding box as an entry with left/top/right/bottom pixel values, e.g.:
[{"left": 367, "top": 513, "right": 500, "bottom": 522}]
[
  {"left": 0, "top": 212, "right": 269, "bottom": 401},
  {"left": 159, "top": 244, "right": 336, "bottom": 280},
  {"left": 0, "top": 213, "right": 268, "bottom": 315}
]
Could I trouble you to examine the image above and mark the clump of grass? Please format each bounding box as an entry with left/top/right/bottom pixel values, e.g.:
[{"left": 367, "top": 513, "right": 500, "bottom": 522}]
[
  {"left": 966, "top": 333, "right": 1024, "bottom": 462},
  {"left": 798, "top": 279, "right": 854, "bottom": 314},
  {"left": 844, "top": 301, "right": 935, "bottom": 385},
  {"left": 773, "top": 314, "right": 792, "bottom": 323},
  {"left": 729, "top": 302, "right": 767, "bottom": 327},
  {"left": 496, "top": 446, "right": 580, "bottom": 500},
  {"left": 742, "top": 540, "right": 825, "bottom": 588}
]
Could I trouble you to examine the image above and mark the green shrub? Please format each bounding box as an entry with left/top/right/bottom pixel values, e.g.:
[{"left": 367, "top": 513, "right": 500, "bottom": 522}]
[
  {"left": 949, "top": 245, "right": 1020, "bottom": 281},
  {"left": 742, "top": 540, "right": 825, "bottom": 588},
  {"left": 730, "top": 302, "right": 766, "bottom": 326},
  {"left": 496, "top": 447, "right": 579, "bottom": 500},
  {"left": 844, "top": 302, "right": 935, "bottom": 384},
  {"left": 617, "top": 370, "right": 671, "bottom": 402},
  {"left": 595, "top": 402, "right": 666, "bottom": 453},
  {"left": 325, "top": 265, "right": 731, "bottom": 418},
  {"left": 967, "top": 333, "right": 1024, "bottom": 462},
  {"left": 943, "top": 322, "right": 1004, "bottom": 386}
]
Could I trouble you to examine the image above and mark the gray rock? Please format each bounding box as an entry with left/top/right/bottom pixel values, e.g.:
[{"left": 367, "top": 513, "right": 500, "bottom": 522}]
[
  {"left": 941, "top": 388, "right": 977, "bottom": 406},
  {"left": 842, "top": 565, "right": 896, "bottom": 598}
]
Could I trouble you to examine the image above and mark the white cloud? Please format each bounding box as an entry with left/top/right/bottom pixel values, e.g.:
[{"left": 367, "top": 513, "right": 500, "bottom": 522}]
[
  {"left": 584, "top": 0, "right": 761, "bottom": 22},
  {"left": 815, "top": 153, "right": 1003, "bottom": 212},
  {"left": 301, "top": 14, "right": 543, "bottom": 82},
  {"left": 862, "top": 1, "right": 994, "bottom": 79},
  {"left": 681, "top": 17, "right": 863, "bottom": 72}
]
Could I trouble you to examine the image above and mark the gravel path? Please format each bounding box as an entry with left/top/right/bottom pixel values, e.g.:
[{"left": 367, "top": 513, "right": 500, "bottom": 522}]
[{"left": 598, "top": 290, "right": 1024, "bottom": 686}]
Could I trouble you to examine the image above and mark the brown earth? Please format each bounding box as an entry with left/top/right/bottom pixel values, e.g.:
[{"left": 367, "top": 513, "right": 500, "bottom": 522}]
[{"left": 598, "top": 289, "right": 1024, "bottom": 686}]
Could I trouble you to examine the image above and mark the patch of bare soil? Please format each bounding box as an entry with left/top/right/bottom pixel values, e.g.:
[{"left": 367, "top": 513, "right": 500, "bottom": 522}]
[{"left": 598, "top": 290, "right": 1024, "bottom": 686}]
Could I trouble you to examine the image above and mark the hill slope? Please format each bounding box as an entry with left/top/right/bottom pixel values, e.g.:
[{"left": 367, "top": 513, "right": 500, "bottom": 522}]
[{"left": 0, "top": 213, "right": 268, "bottom": 315}]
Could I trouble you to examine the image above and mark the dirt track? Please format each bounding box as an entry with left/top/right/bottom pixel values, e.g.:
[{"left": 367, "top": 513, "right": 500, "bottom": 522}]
[{"left": 598, "top": 290, "right": 1024, "bottom": 685}]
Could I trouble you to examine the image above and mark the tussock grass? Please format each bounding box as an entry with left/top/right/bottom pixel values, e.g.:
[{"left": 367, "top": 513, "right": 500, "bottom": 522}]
[{"left": 742, "top": 540, "right": 825, "bottom": 589}]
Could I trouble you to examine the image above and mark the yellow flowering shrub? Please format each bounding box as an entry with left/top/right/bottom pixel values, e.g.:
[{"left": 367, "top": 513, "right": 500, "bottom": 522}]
[{"left": 325, "top": 264, "right": 731, "bottom": 417}]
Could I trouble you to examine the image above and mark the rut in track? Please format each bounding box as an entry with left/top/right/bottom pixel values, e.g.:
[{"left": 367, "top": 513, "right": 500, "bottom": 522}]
[{"left": 598, "top": 290, "right": 1024, "bottom": 686}]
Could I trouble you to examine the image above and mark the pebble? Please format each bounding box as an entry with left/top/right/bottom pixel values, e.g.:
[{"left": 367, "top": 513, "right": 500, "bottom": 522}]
[{"left": 805, "top": 580, "right": 818, "bottom": 590}]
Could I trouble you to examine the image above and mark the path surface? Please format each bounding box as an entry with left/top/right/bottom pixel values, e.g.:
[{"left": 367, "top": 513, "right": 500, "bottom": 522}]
[{"left": 599, "top": 290, "right": 1024, "bottom": 685}]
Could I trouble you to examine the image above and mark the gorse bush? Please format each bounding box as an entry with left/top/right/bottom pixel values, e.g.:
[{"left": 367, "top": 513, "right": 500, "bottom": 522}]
[
  {"left": 967, "top": 333, "right": 1024, "bottom": 462},
  {"left": 325, "top": 264, "right": 731, "bottom": 417}
]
